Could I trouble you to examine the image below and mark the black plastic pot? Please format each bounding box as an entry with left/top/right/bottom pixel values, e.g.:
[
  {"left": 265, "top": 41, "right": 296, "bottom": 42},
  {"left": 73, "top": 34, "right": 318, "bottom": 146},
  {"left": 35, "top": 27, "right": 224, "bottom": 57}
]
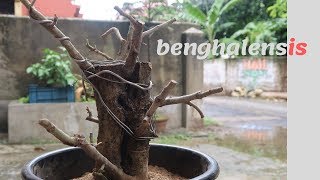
[{"left": 21, "top": 144, "right": 219, "bottom": 180}]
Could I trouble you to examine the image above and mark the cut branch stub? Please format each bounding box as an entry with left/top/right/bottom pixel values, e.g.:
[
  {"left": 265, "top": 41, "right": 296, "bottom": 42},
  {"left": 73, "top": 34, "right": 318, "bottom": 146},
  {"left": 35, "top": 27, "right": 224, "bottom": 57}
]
[
  {"left": 124, "top": 21, "right": 144, "bottom": 70},
  {"left": 142, "top": 18, "right": 176, "bottom": 38},
  {"left": 101, "top": 27, "right": 126, "bottom": 43},
  {"left": 85, "top": 107, "right": 99, "bottom": 124},
  {"left": 114, "top": 6, "right": 144, "bottom": 72}
]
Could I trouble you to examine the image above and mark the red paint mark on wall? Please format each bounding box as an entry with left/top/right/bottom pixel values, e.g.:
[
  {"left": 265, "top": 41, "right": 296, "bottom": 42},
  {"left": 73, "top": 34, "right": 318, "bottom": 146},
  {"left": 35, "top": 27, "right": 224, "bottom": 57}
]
[{"left": 243, "top": 59, "right": 267, "bottom": 71}]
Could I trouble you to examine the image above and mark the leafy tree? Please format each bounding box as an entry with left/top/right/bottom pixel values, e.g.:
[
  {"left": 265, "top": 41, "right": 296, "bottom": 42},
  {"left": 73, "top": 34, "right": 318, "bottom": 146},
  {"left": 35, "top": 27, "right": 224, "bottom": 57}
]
[
  {"left": 227, "top": 0, "right": 286, "bottom": 45},
  {"left": 216, "top": 0, "right": 276, "bottom": 39},
  {"left": 184, "top": 0, "right": 241, "bottom": 43},
  {"left": 267, "top": 0, "right": 287, "bottom": 43}
]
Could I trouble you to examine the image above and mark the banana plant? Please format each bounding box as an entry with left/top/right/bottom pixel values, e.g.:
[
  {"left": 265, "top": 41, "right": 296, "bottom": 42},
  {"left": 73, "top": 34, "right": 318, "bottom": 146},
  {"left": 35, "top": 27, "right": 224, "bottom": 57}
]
[{"left": 184, "top": 0, "right": 241, "bottom": 43}]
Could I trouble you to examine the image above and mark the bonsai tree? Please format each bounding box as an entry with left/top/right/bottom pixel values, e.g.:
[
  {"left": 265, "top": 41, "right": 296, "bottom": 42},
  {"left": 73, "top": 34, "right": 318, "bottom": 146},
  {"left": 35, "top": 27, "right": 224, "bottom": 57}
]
[{"left": 20, "top": 0, "right": 223, "bottom": 179}]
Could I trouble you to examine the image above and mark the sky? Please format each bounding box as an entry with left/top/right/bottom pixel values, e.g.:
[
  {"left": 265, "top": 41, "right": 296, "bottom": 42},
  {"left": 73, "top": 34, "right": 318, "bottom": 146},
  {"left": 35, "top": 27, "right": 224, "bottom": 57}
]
[{"left": 73, "top": 0, "right": 176, "bottom": 20}]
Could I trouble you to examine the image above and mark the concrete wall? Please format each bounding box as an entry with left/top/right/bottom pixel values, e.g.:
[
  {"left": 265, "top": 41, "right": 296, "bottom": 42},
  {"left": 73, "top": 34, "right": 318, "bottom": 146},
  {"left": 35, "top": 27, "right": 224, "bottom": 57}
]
[
  {"left": 204, "top": 57, "right": 287, "bottom": 93},
  {"left": 203, "top": 59, "right": 226, "bottom": 90},
  {"left": 0, "top": 15, "right": 196, "bottom": 99},
  {"left": 0, "top": 15, "right": 202, "bottom": 133},
  {"left": 8, "top": 101, "right": 98, "bottom": 143},
  {"left": 7, "top": 101, "right": 183, "bottom": 143}
]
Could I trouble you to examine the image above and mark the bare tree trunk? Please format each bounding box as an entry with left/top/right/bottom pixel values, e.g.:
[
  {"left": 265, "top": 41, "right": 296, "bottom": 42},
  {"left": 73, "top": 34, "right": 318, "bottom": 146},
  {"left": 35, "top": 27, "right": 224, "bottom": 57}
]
[{"left": 92, "top": 62, "right": 152, "bottom": 179}]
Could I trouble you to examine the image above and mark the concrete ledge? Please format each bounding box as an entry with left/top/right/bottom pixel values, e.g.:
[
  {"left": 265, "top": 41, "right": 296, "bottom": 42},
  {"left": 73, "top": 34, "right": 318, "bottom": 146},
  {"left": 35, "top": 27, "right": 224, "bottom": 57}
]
[
  {"left": 8, "top": 101, "right": 183, "bottom": 143},
  {"left": 8, "top": 101, "right": 98, "bottom": 143}
]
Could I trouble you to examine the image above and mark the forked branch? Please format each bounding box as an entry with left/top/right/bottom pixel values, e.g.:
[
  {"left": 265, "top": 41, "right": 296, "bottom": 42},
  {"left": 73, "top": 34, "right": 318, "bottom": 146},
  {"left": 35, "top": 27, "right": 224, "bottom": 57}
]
[
  {"left": 20, "top": 0, "right": 93, "bottom": 71},
  {"left": 39, "top": 119, "right": 135, "bottom": 180},
  {"left": 148, "top": 84, "right": 223, "bottom": 119},
  {"left": 161, "top": 87, "right": 223, "bottom": 106},
  {"left": 144, "top": 80, "right": 177, "bottom": 122}
]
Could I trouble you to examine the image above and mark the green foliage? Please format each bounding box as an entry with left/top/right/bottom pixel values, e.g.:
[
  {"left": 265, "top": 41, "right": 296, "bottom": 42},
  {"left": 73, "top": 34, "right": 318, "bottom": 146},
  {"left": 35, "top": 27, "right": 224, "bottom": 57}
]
[
  {"left": 203, "top": 117, "right": 220, "bottom": 126},
  {"left": 230, "top": 21, "right": 277, "bottom": 44},
  {"left": 214, "top": 0, "right": 276, "bottom": 39},
  {"left": 18, "top": 96, "right": 29, "bottom": 103},
  {"left": 184, "top": 0, "right": 241, "bottom": 43},
  {"left": 225, "top": 0, "right": 287, "bottom": 46},
  {"left": 26, "top": 47, "right": 76, "bottom": 87},
  {"left": 267, "top": 0, "right": 287, "bottom": 18}
]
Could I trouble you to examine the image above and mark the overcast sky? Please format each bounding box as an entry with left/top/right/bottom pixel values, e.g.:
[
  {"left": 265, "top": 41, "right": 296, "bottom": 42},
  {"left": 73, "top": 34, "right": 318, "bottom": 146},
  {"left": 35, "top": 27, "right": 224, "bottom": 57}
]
[{"left": 74, "top": 0, "right": 176, "bottom": 20}]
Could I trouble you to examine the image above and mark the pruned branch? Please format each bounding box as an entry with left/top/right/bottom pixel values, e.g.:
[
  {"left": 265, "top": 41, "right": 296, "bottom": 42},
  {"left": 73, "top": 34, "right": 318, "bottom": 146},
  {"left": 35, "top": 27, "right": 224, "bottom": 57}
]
[
  {"left": 144, "top": 80, "right": 177, "bottom": 122},
  {"left": 20, "top": 0, "right": 93, "bottom": 71},
  {"left": 39, "top": 119, "right": 77, "bottom": 146},
  {"left": 38, "top": 119, "right": 135, "bottom": 180},
  {"left": 119, "top": 24, "right": 134, "bottom": 59},
  {"left": 101, "top": 27, "right": 127, "bottom": 58},
  {"left": 161, "top": 87, "right": 223, "bottom": 107},
  {"left": 114, "top": 6, "right": 137, "bottom": 24},
  {"left": 142, "top": 18, "right": 176, "bottom": 38},
  {"left": 85, "top": 39, "right": 113, "bottom": 60},
  {"left": 101, "top": 27, "right": 126, "bottom": 43},
  {"left": 114, "top": 6, "right": 144, "bottom": 72},
  {"left": 86, "top": 107, "right": 99, "bottom": 124}
]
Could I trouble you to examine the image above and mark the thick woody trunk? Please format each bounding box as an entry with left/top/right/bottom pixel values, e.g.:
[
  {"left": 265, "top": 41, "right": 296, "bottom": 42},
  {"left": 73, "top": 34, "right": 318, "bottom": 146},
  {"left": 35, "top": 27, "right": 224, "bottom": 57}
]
[{"left": 92, "top": 61, "right": 153, "bottom": 179}]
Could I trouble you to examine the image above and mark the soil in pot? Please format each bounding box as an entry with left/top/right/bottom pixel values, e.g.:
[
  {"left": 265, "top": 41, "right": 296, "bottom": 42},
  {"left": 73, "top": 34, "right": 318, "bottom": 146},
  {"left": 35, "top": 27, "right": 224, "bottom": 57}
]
[
  {"left": 148, "top": 165, "right": 186, "bottom": 180},
  {"left": 75, "top": 165, "right": 185, "bottom": 180}
]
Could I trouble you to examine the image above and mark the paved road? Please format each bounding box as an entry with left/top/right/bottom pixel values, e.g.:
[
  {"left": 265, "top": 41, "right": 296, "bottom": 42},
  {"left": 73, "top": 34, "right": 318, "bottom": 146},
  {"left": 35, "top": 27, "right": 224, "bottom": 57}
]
[
  {"left": 202, "top": 96, "right": 287, "bottom": 130},
  {"left": 191, "top": 144, "right": 286, "bottom": 180}
]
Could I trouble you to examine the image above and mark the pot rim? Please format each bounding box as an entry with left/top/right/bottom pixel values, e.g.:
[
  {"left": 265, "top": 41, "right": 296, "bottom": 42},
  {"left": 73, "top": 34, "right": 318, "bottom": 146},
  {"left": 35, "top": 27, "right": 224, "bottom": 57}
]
[{"left": 21, "top": 143, "right": 219, "bottom": 180}]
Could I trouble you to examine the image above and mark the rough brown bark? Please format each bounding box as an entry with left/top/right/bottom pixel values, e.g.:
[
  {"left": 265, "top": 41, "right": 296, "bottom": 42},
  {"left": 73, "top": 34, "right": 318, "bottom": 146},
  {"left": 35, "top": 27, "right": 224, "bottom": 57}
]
[{"left": 91, "top": 61, "right": 152, "bottom": 179}]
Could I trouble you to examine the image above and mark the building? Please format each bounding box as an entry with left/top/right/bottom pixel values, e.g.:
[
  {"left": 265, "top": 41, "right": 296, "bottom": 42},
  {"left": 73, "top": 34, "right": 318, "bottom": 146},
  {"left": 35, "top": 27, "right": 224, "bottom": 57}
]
[{"left": 0, "top": 0, "right": 82, "bottom": 18}]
